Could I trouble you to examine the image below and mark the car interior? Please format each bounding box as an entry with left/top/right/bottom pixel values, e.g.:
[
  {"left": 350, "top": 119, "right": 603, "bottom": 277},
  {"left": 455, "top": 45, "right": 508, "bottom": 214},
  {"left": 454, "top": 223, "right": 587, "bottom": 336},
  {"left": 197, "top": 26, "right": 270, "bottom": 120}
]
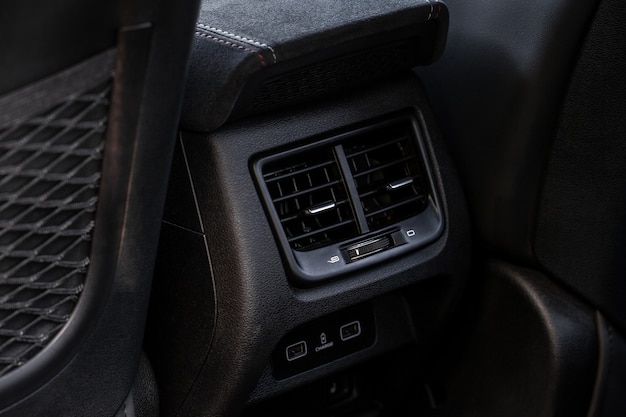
[{"left": 0, "top": 0, "right": 624, "bottom": 416}]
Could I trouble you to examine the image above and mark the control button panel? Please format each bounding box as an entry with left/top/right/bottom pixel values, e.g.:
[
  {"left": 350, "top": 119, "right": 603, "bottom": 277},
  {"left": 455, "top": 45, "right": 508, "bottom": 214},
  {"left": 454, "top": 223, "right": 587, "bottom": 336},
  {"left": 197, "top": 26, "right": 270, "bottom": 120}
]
[{"left": 272, "top": 303, "right": 376, "bottom": 379}]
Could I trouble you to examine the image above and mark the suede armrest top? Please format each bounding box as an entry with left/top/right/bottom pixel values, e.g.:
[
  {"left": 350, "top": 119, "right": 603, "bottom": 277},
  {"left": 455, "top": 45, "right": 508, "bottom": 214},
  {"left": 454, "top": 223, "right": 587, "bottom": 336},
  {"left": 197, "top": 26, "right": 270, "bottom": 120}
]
[{"left": 181, "top": 0, "right": 446, "bottom": 132}]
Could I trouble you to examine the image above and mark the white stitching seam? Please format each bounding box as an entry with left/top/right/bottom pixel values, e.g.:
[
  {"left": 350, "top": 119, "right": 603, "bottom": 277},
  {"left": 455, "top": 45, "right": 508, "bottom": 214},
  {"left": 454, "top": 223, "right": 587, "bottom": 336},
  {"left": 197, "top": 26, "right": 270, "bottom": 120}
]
[
  {"left": 426, "top": 0, "right": 434, "bottom": 20},
  {"left": 194, "top": 31, "right": 267, "bottom": 66},
  {"left": 197, "top": 23, "right": 277, "bottom": 64},
  {"left": 425, "top": 0, "right": 441, "bottom": 20}
]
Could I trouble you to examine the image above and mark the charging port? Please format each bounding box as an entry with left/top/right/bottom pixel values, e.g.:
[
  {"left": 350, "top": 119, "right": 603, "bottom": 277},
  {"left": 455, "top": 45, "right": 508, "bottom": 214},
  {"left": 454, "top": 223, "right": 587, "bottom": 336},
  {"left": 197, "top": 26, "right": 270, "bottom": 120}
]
[
  {"left": 340, "top": 321, "right": 361, "bottom": 341},
  {"left": 286, "top": 341, "right": 307, "bottom": 361}
]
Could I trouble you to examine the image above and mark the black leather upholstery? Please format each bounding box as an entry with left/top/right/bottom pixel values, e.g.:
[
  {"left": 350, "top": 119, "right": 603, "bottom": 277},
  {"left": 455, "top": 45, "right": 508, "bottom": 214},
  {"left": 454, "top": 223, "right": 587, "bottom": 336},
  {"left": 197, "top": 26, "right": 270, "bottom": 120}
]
[
  {"left": 416, "top": 0, "right": 626, "bottom": 415},
  {"left": 535, "top": 0, "right": 626, "bottom": 335},
  {"left": 416, "top": 0, "right": 599, "bottom": 261}
]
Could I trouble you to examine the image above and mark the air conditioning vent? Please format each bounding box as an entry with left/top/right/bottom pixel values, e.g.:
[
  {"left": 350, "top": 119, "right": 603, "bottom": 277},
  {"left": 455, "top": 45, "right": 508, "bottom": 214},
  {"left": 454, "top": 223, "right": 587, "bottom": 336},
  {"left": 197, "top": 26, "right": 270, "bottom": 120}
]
[
  {"left": 262, "top": 147, "right": 359, "bottom": 251},
  {"left": 254, "top": 113, "right": 443, "bottom": 285},
  {"left": 344, "top": 123, "right": 429, "bottom": 231}
]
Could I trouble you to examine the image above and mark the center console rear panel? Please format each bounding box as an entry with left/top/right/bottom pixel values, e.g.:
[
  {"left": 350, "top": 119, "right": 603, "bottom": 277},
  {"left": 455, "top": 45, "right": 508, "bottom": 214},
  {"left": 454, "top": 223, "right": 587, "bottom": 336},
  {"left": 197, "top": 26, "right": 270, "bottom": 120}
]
[
  {"left": 145, "top": 1, "right": 472, "bottom": 416},
  {"left": 147, "top": 74, "right": 471, "bottom": 417}
]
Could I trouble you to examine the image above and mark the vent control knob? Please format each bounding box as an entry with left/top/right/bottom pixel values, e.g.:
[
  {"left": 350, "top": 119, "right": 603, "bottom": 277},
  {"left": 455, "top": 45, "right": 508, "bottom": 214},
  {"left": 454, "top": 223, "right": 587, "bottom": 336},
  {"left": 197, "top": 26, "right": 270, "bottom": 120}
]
[
  {"left": 386, "top": 177, "right": 414, "bottom": 191},
  {"left": 305, "top": 201, "right": 336, "bottom": 216},
  {"left": 346, "top": 236, "right": 392, "bottom": 262}
]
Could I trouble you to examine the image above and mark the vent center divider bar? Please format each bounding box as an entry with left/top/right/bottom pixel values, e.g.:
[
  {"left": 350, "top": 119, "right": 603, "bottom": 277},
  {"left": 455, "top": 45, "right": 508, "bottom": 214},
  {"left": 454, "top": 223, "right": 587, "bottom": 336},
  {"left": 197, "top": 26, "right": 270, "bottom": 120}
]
[{"left": 334, "top": 143, "right": 369, "bottom": 235}]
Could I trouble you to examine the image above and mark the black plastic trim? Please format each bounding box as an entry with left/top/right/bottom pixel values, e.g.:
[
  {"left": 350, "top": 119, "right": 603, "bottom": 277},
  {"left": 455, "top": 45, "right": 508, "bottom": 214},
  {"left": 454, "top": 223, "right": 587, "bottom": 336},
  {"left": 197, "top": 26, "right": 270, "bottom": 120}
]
[
  {"left": 271, "top": 302, "right": 376, "bottom": 380},
  {"left": 253, "top": 112, "right": 444, "bottom": 286}
]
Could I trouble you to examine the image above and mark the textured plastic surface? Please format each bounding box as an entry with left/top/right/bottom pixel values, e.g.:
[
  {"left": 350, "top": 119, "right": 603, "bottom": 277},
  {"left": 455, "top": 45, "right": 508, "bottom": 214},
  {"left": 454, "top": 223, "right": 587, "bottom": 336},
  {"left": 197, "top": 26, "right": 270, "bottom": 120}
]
[{"left": 156, "top": 74, "right": 470, "bottom": 417}]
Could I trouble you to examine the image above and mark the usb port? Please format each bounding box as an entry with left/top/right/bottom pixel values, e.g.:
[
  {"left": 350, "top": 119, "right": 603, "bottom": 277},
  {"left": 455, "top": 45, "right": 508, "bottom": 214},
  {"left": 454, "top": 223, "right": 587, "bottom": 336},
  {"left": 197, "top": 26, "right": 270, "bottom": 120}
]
[
  {"left": 340, "top": 321, "right": 361, "bottom": 341},
  {"left": 286, "top": 341, "right": 307, "bottom": 361}
]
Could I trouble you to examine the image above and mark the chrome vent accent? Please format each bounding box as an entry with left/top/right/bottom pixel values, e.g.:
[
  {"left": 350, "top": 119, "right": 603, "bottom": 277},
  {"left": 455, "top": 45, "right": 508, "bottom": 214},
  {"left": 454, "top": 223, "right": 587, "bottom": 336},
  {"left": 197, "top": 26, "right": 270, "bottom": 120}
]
[
  {"left": 262, "top": 147, "right": 358, "bottom": 251},
  {"left": 344, "top": 123, "right": 429, "bottom": 231}
]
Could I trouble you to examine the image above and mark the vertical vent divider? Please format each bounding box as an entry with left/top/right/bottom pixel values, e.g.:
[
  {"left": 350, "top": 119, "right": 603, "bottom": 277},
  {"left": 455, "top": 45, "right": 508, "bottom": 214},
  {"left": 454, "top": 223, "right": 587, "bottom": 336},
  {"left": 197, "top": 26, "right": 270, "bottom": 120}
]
[{"left": 334, "top": 144, "right": 369, "bottom": 234}]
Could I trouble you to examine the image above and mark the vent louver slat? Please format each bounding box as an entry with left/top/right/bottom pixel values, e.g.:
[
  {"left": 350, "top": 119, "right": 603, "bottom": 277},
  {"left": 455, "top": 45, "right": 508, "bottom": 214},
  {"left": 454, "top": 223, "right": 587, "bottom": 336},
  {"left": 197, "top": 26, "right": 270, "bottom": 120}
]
[
  {"left": 344, "top": 124, "right": 429, "bottom": 231},
  {"left": 263, "top": 148, "right": 358, "bottom": 251}
]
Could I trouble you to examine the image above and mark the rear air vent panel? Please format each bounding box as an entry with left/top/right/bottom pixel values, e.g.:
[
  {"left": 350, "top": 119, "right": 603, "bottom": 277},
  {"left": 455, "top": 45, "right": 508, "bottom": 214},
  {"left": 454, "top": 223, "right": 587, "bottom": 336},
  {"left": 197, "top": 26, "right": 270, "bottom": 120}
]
[{"left": 254, "top": 113, "right": 443, "bottom": 286}]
